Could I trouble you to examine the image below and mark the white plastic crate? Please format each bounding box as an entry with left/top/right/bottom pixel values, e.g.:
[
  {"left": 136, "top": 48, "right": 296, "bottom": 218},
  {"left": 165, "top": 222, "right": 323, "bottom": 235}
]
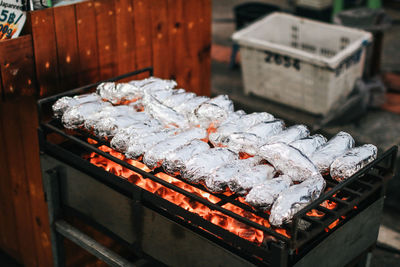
[{"left": 232, "top": 13, "right": 372, "bottom": 115}]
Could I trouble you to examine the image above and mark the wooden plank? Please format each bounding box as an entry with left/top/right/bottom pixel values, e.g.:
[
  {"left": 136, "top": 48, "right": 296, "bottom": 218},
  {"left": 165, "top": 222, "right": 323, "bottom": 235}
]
[
  {"left": 150, "top": 0, "right": 170, "bottom": 79},
  {"left": 18, "top": 97, "right": 53, "bottom": 267},
  {"left": 180, "top": 0, "right": 201, "bottom": 95},
  {"left": 53, "top": 5, "right": 80, "bottom": 91},
  {"left": 167, "top": 0, "right": 184, "bottom": 85},
  {"left": 0, "top": 35, "right": 36, "bottom": 98},
  {"left": 115, "top": 0, "right": 136, "bottom": 80},
  {"left": 0, "top": 100, "right": 38, "bottom": 267},
  {"left": 30, "top": 9, "right": 60, "bottom": 97},
  {"left": 0, "top": 109, "right": 20, "bottom": 261},
  {"left": 198, "top": 0, "right": 212, "bottom": 96},
  {"left": 75, "top": 0, "right": 100, "bottom": 86},
  {"left": 94, "top": 0, "right": 118, "bottom": 80},
  {"left": 133, "top": 0, "right": 153, "bottom": 79}
]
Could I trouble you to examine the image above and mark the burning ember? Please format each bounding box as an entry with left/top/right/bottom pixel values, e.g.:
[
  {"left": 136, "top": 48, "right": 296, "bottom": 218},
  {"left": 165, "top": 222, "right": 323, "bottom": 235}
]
[{"left": 86, "top": 142, "right": 292, "bottom": 244}]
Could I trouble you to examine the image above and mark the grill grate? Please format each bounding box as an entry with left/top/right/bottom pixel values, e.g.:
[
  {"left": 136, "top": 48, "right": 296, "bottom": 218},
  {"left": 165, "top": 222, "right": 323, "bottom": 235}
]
[{"left": 37, "top": 67, "right": 397, "bottom": 264}]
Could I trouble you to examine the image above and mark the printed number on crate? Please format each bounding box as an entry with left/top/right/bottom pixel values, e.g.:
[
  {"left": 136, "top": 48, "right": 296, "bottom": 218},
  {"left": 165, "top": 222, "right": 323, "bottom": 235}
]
[{"left": 264, "top": 51, "right": 300, "bottom": 71}]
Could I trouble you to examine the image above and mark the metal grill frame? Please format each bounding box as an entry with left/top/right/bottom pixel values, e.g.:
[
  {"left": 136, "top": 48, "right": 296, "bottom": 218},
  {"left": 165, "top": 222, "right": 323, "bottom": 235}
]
[{"left": 37, "top": 67, "right": 398, "bottom": 265}]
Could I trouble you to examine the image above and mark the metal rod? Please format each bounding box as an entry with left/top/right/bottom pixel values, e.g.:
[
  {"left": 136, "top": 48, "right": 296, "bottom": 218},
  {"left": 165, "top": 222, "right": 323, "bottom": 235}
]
[{"left": 55, "top": 220, "right": 135, "bottom": 267}]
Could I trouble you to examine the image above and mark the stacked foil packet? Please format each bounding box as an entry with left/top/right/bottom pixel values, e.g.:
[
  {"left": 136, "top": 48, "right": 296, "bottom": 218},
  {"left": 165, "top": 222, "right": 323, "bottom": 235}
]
[{"left": 52, "top": 76, "right": 378, "bottom": 227}]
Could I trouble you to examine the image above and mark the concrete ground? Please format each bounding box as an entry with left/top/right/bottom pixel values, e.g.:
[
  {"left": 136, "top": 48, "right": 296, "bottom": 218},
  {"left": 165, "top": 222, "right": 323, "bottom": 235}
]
[{"left": 211, "top": 0, "right": 400, "bottom": 266}]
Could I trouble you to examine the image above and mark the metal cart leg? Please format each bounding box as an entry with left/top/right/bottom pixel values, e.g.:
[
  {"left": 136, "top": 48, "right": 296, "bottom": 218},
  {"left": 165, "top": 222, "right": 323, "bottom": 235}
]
[{"left": 43, "top": 168, "right": 66, "bottom": 267}]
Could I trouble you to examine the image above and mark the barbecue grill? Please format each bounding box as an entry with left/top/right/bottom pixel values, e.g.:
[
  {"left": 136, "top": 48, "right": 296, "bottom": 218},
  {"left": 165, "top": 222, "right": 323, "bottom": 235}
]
[{"left": 38, "top": 67, "right": 398, "bottom": 267}]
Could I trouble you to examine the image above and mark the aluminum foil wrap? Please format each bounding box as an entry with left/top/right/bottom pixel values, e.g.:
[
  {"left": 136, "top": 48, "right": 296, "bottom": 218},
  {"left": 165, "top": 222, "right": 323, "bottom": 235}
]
[
  {"left": 129, "top": 76, "right": 177, "bottom": 93},
  {"left": 259, "top": 143, "right": 320, "bottom": 182},
  {"left": 223, "top": 132, "right": 262, "bottom": 155},
  {"left": 229, "top": 164, "right": 276, "bottom": 195},
  {"left": 162, "top": 91, "right": 197, "bottom": 108},
  {"left": 289, "top": 134, "right": 327, "bottom": 157},
  {"left": 309, "top": 131, "right": 355, "bottom": 175},
  {"left": 125, "top": 129, "right": 177, "bottom": 159},
  {"left": 163, "top": 140, "right": 210, "bottom": 174},
  {"left": 143, "top": 94, "right": 189, "bottom": 129},
  {"left": 245, "top": 175, "right": 293, "bottom": 210},
  {"left": 182, "top": 148, "right": 238, "bottom": 183},
  {"left": 269, "top": 175, "right": 326, "bottom": 226},
  {"left": 330, "top": 144, "right": 377, "bottom": 182},
  {"left": 96, "top": 82, "right": 142, "bottom": 104},
  {"left": 61, "top": 101, "right": 111, "bottom": 129},
  {"left": 143, "top": 128, "right": 208, "bottom": 169},
  {"left": 83, "top": 105, "right": 137, "bottom": 130},
  {"left": 92, "top": 112, "right": 152, "bottom": 138},
  {"left": 209, "top": 112, "right": 275, "bottom": 147},
  {"left": 190, "top": 95, "right": 234, "bottom": 128},
  {"left": 204, "top": 157, "right": 262, "bottom": 192},
  {"left": 246, "top": 120, "right": 285, "bottom": 141},
  {"left": 52, "top": 93, "right": 101, "bottom": 118},
  {"left": 110, "top": 120, "right": 163, "bottom": 152},
  {"left": 265, "top": 125, "right": 309, "bottom": 145},
  {"left": 174, "top": 96, "right": 210, "bottom": 118}
]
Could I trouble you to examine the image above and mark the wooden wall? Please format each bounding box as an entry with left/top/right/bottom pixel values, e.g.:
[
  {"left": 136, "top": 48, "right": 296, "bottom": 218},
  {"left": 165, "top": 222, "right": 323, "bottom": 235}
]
[{"left": 0, "top": 0, "right": 211, "bottom": 266}]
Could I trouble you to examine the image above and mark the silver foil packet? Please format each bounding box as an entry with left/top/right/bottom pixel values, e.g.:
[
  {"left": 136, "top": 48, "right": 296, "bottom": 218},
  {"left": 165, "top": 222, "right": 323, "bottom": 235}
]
[
  {"left": 143, "top": 128, "right": 208, "bottom": 169},
  {"left": 174, "top": 96, "right": 210, "bottom": 118},
  {"left": 52, "top": 93, "right": 101, "bottom": 118},
  {"left": 163, "top": 140, "right": 210, "bottom": 174},
  {"left": 309, "top": 131, "right": 355, "bottom": 175},
  {"left": 289, "top": 134, "right": 327, "bottom": 157},
  {"left": 125, "top": 129, "right": 177, "bottom": 159},
  {"left": 144, "top": 94, "right": 190, "bottom": 129},
  {"left": 182, "top": 148, "right": 238, "bottom": 183},
  {"left": 129, "top": 76, "right": 177, "bottom": 93},
  {"left": 110, "top": 120, "right": 163, "bottom": 152},
  {"left": 246, "top": 120, "right": 285, "bottom": 141},
  {"left": 229, "top": 164, "right": 276, "bottom": 195},
  {"left": 162, "top": 90, "right": 197, "bottom": 108},
  {"left": 265, "top": 124, "right": 310, "bottom": 145},
  {"left": 61, "top": 101, "right": 111, "bottom": 129},
  {"left": 259, "top": 143, "right": 321, "bottom": 182},
  {"left": 209, "top": 112, "right": 275, "bottom": 147},
  {"left": 204, "top": 157, "right": 262, "bottom": 192},
  {"left": 96, "top": 82, "right": 142, "bottom": 104},
  {"left": 190, "top": 95, "right": 234, "bottom": 128},
  {"left": 84, "top": 105, "right": 138, "bottom": 130},
  {"left": 92, "top": 113, "right": 152, "bottom": 138},
  {"left": 269, "top": 175, "right": 326, "bottom": 226},
  {"left": 245, "top": 175, "right": 293, "bottom": 210},
  {"left": 223, "top": 132, "right": 262, "bottom": 155},
  {"left": 330, "top": 144, "right": 377, "bottom": 182}
]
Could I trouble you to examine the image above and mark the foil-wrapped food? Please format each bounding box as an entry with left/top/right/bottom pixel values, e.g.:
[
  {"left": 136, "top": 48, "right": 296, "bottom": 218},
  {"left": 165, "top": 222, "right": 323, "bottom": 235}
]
[
  {"left": 259, "top": 142, "right": 321, "bottom": 182},
  {"left": 124, "top": 129, "right": 177, "bottom": 159},
  {"left": 182, "top": 148, "right": 238, "bottom": 183},
  {"left": 96, "top": 82, "right": 142, "bottom": 104},
  {"left": 330, "top": 144, "right": 377, "bottom": 182},
  {"left": 209, "top": 112, "right": 275, "bottom": 147},
  {"left": 190, "top": 95, "right": 234, "bottom": 128},
  {"left": 269, "top": 175, "right": 326, "bottom": 226},
  {"left": 265, "top": 124, "right": 309, "bottom": 145},
  {"left": 110, "top": 120, "right": 163, "bottom": 152},
  {"left": 52, "top": 93, "right": 101, "bottom": 118},
  {"left": 162, "top": 91, "right": 197, "bottom": 108},
  {"left": 143, "top": 128, "right": 208, "bottom": 169},
  {"left": 223, "top": 132, "right": 262, "bottom": 155},
  {"left": 130, "top": 76, "right": 177, "bottom": 93},
  {"left": 174, "top": 96, "right": 210, "bottom": 118},
  {"left": 309, "top": 131, "right": 355, "bottom": 175},
  {"left": 204, "top": 157, "right": 262, "bottom": 192},
  {"left": 245, "top": 175, "right": 293, "bottom": 210},
  {"left": 229, "top": 164, "right": 276, "bottom": 195},
  {"left": 143, "top": 94, "right": 190, "bottom": 129},
  {"left": 84, "top": 105, "right": 136, "bottom": 130},
  {"left": 61, "top": 101, "right": 111, "bottom": 129},
  {"left": 246, "top": 120, "right": 285, "bottom": 141},
  {"left": 163, "top": 140, "right": 211, "bottom": 174},
  {"left": 289, "top": 134, "right": 327, "bottom": 157}
]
